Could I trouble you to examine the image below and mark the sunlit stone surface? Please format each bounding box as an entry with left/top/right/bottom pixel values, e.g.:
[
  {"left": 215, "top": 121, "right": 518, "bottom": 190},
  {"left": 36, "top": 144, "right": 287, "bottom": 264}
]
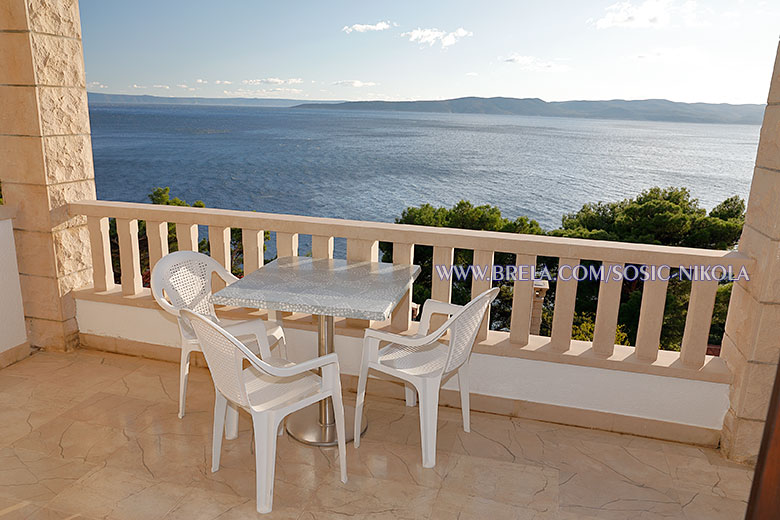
[{"left": 0, "top": 350, "right": 754, "bottom": 519}]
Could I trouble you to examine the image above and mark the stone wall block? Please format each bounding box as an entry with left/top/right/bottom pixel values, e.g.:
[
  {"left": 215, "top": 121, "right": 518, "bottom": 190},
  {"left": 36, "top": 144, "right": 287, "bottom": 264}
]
[
  {"left": 0, "top": 136, "right": 46, "bottom": 184},
  {"left": 31, "top": 33, "right": 85, "bottom": 87},
  {"left": 0, "top": 32, "right": 35, "bottom": 84},
  {"left": 43, "top": 134, "right": 94, "bottom": 183},
  {"left": 26, "top": 316, "right": 78, "bottom": 351},
  {"left": 13, "top": 229, "right": 57, "bottom": 277},
  {"left": 724, "top": 282, "right": 759, "bottom": 358},
  {"left": 52, "top": 225, "right": 91, "bottom": 277},
  {"left": 736, "top": 224, "right": 780, "bottom": 304},
  {"left": 744, "top": 167, "right": 780, "bottom": 241},
  {"left": 37, "top": 86, "right": 89, "bottom": 136},
  {"left": 756, "top": 105, "right": 780, "bottom": 172},
  {"left": 19, "top": 273, "right": 66, "bottom": 320},
  {"left": 0, "top": 86, "right": 41, "bottom": 136},
  {"left": 737, "top": 362, "right": 778, "bottom": 421},
  {"left": 46, "top": 179, "right": 95, "bottom": 229},
  {"left": 722, "top": 414, "right": 766, "bottom": 466},
  {"left": 26, "top": 0, "right": 80, "bottom": 38},
  {"left": 0, "top": 0, "right": 29, "bottom": 31},
  {"left": 1, "top": 182, "right": 52, "bottom": 231},
  {"left": 769, "top": 41, "right": 780, "bottom": 105}
]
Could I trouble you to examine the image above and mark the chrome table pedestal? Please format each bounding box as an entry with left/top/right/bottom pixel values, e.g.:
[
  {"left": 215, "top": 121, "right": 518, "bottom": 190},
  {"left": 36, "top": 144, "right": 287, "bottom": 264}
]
[{"left": 285, "top": 314, "right": 367, "bottom": 446}]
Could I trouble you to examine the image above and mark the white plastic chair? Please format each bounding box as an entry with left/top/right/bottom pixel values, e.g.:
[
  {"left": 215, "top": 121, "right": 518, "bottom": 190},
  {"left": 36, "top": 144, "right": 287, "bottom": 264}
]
[
  {"left": 151, "top": 250, "right": 285, "bottom": 419},
  {"left": 180, "top": 309, "right": 347, "bottom": 514},
  {"left": 354, "top": 287, "right": 499, "bottom": 468}
]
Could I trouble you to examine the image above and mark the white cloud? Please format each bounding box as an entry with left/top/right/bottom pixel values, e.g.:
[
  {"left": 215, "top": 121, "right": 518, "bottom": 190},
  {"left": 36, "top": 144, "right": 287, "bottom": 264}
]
[
  {"left": 333, "top": 80, "right": 377, "bottom": 88},
  {"left": 196, "top": 79, "right": 207, "bottom": 84},
  {"left": 153, "top": 84, "right": 170, "bottom": 89},
  {"left": 131, "top": 84, "right": 146, "bottom": 89},
  {"left": 242, "top": 77, "right": 303, "bottom": 85},
  {"left": 87, "top": 81, "right": 108, "bottom": 89},
  {"left": 593, "top": 0, "right": 704, "bottom": 29},
  {"left": 342, "top": 21, "right": 391, "bottom": 34},
  {"left": 401, "top": 27, "right": 472, "bottom": 48},
  {"left": 465, "top": 72, "right": 478, "bottom": 77},
  {"left": 176, "top": 84, "right": 196, "bottom": 91},
  {"left": 214, "top": 80, "right": 233, "bottom": 85},
  {"left": 222, "top": 87, "right": 303, "bottom": 98},
  {"left": 502, "top": 54, "right": 564, "bottom": 71}
]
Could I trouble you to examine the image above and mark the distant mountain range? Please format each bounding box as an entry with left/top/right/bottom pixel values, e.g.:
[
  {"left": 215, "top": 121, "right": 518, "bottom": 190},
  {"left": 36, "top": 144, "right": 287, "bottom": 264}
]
[
  {"left": 294, "top": 97, "right": 764, "bottom": 125},
  {"left": 87, "top": 93, "right": 764, "bottom": 125},
  {"left": 87, "top": 93, "right": 342, "bottom": 108}
]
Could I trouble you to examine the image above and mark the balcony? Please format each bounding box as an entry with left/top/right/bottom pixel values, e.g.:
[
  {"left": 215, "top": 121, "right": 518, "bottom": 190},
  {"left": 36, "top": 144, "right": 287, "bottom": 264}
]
[{"left": 1, "top": 0, "right": 779, "bottom": 518}]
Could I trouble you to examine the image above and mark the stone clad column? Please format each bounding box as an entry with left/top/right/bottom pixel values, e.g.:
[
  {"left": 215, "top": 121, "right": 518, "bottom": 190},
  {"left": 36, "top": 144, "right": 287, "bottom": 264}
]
[
  {"left": 0, "top": 0, "right": 95, "bottom": 351},
  {"left": 720, "top": 40, "right": 780, "bottom": 464}
]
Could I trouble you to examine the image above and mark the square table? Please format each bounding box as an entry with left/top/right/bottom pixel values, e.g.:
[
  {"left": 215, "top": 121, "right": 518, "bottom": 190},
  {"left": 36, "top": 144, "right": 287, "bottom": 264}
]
[{"left": 211, "top": 255, "right": 420, "bottom": 446}]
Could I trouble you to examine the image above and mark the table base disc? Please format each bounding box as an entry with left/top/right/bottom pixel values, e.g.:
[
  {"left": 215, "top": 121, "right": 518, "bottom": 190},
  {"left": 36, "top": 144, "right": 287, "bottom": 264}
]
[{"left": 286, "top": 403, "right": 367, "bottom": 446}]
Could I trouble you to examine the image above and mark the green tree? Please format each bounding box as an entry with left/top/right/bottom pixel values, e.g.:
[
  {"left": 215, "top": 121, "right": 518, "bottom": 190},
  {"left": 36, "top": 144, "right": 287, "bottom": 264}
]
[
  {"left": 380, "top": 200, "right": 544, "bottom": 330},
  {"left": 393, "top": 188, "right": 744, "bottom": 350}
]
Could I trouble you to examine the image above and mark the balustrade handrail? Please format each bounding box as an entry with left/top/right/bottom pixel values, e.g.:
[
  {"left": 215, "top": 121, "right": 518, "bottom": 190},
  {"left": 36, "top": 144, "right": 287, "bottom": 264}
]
[{"left": 69, "top": 200, "right": 751, "bottom": 268}]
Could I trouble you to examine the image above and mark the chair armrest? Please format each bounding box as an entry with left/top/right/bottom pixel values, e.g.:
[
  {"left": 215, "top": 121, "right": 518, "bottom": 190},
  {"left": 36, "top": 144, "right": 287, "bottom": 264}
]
[
  {"left": 215, "top": 263, "right": 239, "bottom": 285},
  {"left": 418, "top": 300, "right": 463, "bottom": 336},
  {"left": 223, "top": 320, "right": 273, "bottom": 359},
  {"left": 244, "top": 351, "right": 340, "bottom": 378},
  {"left": 364, "top": 327, "right": 446, "bottom": 348}
]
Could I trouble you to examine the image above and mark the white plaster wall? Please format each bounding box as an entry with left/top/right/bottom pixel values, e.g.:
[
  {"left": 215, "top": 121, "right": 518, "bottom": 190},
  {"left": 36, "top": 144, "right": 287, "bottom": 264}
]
[
  {"left": 76, "top": 299, "right": 730, "bottom": 430},
  {"left": 0, "top": 218, "right": 28, "bottom": 352}
]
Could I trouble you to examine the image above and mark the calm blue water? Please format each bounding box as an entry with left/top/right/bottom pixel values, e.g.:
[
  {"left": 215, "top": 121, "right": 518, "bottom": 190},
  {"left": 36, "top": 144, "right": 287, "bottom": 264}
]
[{"left": 90, "top": 103, "right": 760, "bottom": 233}]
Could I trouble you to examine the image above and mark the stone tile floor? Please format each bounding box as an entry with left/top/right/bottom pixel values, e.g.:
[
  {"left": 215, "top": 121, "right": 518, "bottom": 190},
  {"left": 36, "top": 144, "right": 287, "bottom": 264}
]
[{"left": 0, "top": 350, "right": 754, "bottom": 519}]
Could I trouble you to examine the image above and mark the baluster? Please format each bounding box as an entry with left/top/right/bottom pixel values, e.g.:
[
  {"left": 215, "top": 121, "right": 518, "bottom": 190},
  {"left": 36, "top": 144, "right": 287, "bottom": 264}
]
[
  {"left": 276, "top": 232, "right": 298, "bottom": 257},
  {"left": 550, "top": 257, "right": 580, "bottom": 352},
  {"left": 275, "top": 232, "right": 298, "bottom": 318},
  {"left": 312, "top": 235, "right": 334, "bottom": 259},
  {"left": 176, "top": 223, "right": 199, "bottom": 252},
  {"left": 116, "top": 218, "right": 142, "bottom": 296},
  {"left": 635, "top": 276, "right": 669, "bottom": 362},
  {"left": 146, "top": 221, "right": 168, "bottom": 274},
  {"left": 391, "top": 243, "right": 414, "bottom": 332},
  {"left": 209, "top": 226, "right": 231, "bottom": 291},
  {"left": 680, "top": 280, "right": 719, "bottom": 368},
  {"left": 430, "top": 246, "right": 455, "bottom": 331},
  {"left": 471, "top": 249, "right": 494, "bottom": 341},
  {"left": 592, "top": 262, "right": 624, "bottom": 356},
  {"left": 347, "top": 238, "right": 378, "bottom": 262},
  {"left": 86, "top": 215, "right": 115, "bottom": 292},
  {"left": 346, "top": 238, "right": 379, "bottom": 328},
  {"left": 510, "top": 254, "right": 536, "bottom": 346},
  {"left": 242, "top": 229, "right": 264, "bottom": 274}
]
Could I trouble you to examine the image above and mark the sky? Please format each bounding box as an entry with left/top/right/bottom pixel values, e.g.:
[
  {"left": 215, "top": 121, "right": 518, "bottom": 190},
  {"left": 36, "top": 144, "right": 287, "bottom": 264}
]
[{"left": 80, "top": 0, "right": 780, "bottom": 104}]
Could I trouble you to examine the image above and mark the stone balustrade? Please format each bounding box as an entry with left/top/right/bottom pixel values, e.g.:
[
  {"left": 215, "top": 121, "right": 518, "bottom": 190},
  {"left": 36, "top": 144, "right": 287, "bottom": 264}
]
[{"left": 69, "top": 199, "right": 751, "bottom": 385}]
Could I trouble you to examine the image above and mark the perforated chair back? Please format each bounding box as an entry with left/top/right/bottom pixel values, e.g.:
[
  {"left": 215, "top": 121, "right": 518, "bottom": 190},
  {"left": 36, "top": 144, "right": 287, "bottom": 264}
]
[
  {"left": 180, "top": 309, "right": 252, "bottom": 407},
  {"left": 151, "top": 251, "right": 233, "bottom": 320},
  {"left": 442, "top": 287, "right": 499, "bottom": 374}
]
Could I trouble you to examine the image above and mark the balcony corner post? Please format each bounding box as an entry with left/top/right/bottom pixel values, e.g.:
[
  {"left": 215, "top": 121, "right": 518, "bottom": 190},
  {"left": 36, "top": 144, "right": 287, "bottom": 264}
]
[
  {"left": 720, "top": 39, "right": 780, "bottom": 465},
  {"left": 0, "top": 0, "right": 96, "bottom": 351}
]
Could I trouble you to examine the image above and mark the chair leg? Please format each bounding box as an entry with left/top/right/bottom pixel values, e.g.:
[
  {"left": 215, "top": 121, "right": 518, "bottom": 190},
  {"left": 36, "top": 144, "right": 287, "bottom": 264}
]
[
  {"left": 251, "top": 412, "right": 278, "bottom": 514},
  {"left": 404, "top": 383, "right": 417, "bottom": 407},
  {"left": 331, "top": 389, "right": 348, "bottom": 483},
  {"left": 458, "top": 364, "right": 471, "bottom": 433},
  {"left": 212, "top": 393, "right": 228, "bottom": 472},
  {"left": 418, "top": 377, "right": 441, "bottom": 469},
  {"left": 225, "top": 402, "right": 239, "bottom": 440},
  {"left": 354, "top": 361, "right": 370, "bottom": 448},
  {"left": 178, "top": 347, "right": 192, "bottom": 419}
]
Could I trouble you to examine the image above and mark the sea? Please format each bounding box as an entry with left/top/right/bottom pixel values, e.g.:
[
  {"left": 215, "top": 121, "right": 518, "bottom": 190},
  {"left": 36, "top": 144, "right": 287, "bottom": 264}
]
[{"left": 89, "top": 103, "right": 760, "bottom": 255}]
